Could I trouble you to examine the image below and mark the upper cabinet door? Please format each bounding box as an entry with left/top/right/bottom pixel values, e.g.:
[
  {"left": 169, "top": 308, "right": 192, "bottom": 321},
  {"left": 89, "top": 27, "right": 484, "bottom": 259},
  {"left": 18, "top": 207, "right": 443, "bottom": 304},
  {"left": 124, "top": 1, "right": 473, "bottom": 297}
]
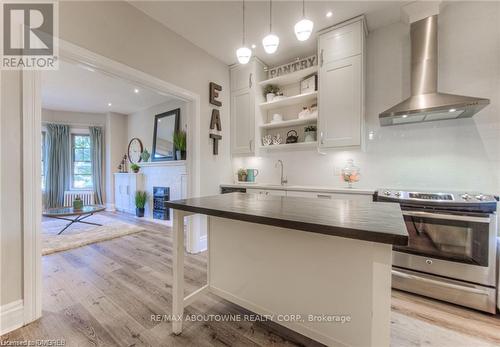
[
  {"left": 231, "top": 64, "right": 253, "bottom": 92},
  {"left": 319, "top": 54, "right": 362, "bottom": 148},
  {"left": 319, "top": 21, "right": 362, "bottom": 65},
  {"left": 231, "top": 88, "right": 255, "bottom": 154},
  {"left": 318, "top": 18, "right": 365, "bottom": 149}
]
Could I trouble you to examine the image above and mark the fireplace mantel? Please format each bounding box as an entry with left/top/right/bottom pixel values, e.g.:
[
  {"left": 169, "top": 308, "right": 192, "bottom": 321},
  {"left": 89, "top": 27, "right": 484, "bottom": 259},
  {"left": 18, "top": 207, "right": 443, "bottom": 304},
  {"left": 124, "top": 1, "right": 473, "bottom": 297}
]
[{"left": 140, "top": 160, "right": 186, "bottom": 168}]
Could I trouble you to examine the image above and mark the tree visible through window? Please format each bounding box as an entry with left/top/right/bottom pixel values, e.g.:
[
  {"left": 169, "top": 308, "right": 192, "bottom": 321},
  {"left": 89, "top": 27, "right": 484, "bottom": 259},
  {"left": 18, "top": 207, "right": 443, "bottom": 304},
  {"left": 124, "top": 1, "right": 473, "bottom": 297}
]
[{"left": 72, "top": 134, "right": 93, "bottom": 189}]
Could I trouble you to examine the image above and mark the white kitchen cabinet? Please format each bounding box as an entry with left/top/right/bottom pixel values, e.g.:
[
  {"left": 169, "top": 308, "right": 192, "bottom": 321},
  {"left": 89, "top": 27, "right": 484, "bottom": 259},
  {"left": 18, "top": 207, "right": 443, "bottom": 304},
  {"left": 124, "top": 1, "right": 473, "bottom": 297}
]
[
  {"left": 114, "top": 173, "right": 144, "bottom": 214},
  {"left": 318, "top": 17, "right": 366, "bottom": 149},
  {"left": 246, "top": 188, "right": 286, "bottom": 197},
  {"left": 231, "top": 88, "right": 255, "bottom": 154},
  {"left": 230, "top": 59, "right": 266, "bottom": 155}
]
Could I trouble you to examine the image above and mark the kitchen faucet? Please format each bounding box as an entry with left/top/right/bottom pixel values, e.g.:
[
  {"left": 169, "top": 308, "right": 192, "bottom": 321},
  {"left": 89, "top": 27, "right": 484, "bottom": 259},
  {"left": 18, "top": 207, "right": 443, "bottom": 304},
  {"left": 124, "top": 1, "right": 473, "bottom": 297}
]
[{"left": 275, "top": 160, "right": 288, "bottom": 186}]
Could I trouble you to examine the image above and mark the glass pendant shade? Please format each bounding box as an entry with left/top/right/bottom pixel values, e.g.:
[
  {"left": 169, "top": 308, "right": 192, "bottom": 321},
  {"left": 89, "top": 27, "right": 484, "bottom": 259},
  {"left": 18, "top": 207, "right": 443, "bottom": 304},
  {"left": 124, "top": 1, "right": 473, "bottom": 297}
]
[
  {"left": 294, "top": 18, "right": 314, "bottom": 41},
  {"left": 262, "top": 33, "right": 279, "bottom": 54},
  {"left": 236, "top": 46, "right": 252, "bottom": 64}
]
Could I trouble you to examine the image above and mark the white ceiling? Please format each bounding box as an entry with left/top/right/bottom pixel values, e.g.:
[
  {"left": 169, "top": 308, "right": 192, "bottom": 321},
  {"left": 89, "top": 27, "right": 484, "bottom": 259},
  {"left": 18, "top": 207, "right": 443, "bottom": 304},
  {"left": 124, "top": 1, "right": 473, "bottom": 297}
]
[
  {"left": 130, "top": 1, "right": 407, "bottom": 66},
  {"left": 42, "top": 60, "right": 175, "bottom": 114}
]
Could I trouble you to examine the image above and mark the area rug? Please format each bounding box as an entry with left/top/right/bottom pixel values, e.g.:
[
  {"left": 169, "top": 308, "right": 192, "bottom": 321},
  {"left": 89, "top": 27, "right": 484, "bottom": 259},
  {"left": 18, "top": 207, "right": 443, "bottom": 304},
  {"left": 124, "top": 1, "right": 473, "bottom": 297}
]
[{"left": 42, "top": 214, "right": 144, "bottom": 255}]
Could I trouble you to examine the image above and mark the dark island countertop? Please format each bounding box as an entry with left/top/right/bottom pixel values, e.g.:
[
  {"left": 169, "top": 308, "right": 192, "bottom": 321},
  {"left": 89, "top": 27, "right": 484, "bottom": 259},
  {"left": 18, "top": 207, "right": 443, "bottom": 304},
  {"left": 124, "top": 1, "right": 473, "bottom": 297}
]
[{"left": 165, "top": 193, "right": 408, "bottom": 246}]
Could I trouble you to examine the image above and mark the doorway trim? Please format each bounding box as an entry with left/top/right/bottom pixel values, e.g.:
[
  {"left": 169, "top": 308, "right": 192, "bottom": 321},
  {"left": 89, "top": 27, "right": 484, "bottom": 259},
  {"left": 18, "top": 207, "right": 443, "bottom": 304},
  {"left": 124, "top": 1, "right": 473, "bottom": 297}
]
[{"left": 22, "top": 39, "right": 202, "bottom": 325}]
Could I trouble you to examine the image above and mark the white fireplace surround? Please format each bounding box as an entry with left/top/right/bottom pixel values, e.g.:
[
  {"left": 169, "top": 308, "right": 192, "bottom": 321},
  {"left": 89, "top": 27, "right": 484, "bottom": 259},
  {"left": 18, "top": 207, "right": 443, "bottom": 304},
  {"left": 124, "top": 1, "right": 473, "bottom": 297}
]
[
  {"left": 114, "top": 161, "right": 187, "bottom": 226},
  {"left": 141, "top": 161, "right": 188, "bottom": 222}
]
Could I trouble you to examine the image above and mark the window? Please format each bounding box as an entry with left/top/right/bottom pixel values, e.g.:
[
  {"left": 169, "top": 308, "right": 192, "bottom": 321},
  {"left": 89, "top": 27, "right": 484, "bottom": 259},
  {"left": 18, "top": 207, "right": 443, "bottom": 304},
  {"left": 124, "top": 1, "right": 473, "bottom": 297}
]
[
  {"left": 41, "top": 131, "right": 46, "bottom": 190},
  {"left": 72, "top": 134, "right": 93, "bottom": 189}
]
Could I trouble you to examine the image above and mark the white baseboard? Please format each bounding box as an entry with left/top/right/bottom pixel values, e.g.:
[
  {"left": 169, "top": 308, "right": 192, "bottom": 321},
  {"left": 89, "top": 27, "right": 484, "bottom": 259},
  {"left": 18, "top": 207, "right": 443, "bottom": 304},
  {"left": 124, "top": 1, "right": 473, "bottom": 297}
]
[
  {"left": 0, "top": 300, "right": 24, "bottom": 336},
  {"left": 105, "top": 203, "right": 115, "bottom": 211}
]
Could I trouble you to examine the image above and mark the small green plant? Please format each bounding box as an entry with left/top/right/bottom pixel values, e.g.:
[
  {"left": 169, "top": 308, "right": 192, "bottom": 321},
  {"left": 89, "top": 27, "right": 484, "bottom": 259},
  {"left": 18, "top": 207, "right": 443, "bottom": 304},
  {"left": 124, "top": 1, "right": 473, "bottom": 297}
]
[
  {"left": 173, "top": 130, "right": 187, "bottom": 151},
  {"left": 130, "top": 163, "right": 140, "bottom": 172},
  {"left": 135, "top": 191, "right": 147, "bottom": 209},
  {"left": 263, "top": 84, "right": 279, "bottom": 96},
  {"left": 304, "top": 125, "right": 317, "bottom": 132},
  {"left": 237, "top": 168, "right": 247, "bottom": 181}
]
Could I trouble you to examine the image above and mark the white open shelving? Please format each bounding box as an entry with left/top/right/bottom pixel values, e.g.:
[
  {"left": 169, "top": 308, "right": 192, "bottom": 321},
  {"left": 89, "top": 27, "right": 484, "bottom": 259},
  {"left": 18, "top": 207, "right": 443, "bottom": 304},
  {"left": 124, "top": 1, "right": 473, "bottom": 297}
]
[
  {"left": 259, "top": 91, "right": 317, "bottom": 111},
  {"left": 259, "top": 66, "right": 318, "bottom": 87},
  {"left": 260, "top": 141, "right": 317, "bottom": 151},
  {"left": 259, "top": 117, "right": 317, "bottom": 130},
  {"left": 257, "top": 65, "right": 319, "bottom": 152}
]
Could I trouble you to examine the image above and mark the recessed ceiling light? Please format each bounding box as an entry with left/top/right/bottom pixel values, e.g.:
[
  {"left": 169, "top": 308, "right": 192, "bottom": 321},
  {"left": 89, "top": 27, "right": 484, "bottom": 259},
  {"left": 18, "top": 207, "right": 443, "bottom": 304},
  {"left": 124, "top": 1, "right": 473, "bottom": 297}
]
[
  {"left": 107, "top": 102, "right": 112, "bottom": 107},
  {"left": 251, "top": 44, "right": 256, "bottom": 49},
  {"left": 326, "top": 11, "right": 333, "bottom": 18},
  {"left": 134, "top": 88, "right": 139, "bottom": 94},
  {"left": 449, "top": 108, "right": 456, "bottom": 112},
  {"left": 401, "top": 114, "right": 408, "bottom": 118}
]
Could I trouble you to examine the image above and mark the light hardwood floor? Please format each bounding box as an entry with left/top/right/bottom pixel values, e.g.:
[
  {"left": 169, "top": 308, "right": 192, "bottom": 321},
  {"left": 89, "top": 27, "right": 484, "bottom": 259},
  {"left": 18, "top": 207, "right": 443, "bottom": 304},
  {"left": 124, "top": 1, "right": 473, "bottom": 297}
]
[{"left": 2, "top": 212, "right": 499, "bottom": 347}]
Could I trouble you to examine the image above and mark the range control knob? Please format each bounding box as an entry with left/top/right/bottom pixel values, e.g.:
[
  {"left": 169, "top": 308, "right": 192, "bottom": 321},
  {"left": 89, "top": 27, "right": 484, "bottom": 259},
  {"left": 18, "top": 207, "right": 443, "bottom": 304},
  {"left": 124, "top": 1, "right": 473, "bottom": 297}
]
[
  {"left": 461, "top": 193, "right": 471, "bottom": 200},
  {"left": 394, "top": 191, "right": 401, "bottom": 197},
  {"left": 384, "top": 190, "right": 392, "bottom": 196}
]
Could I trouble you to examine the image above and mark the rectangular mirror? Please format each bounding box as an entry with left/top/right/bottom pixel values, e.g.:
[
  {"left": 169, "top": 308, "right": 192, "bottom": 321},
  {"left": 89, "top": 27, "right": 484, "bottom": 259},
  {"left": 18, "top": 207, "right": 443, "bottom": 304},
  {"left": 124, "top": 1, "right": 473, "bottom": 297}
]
[{"left": 152, "top": 108, "right": 180, "bottom": 161}]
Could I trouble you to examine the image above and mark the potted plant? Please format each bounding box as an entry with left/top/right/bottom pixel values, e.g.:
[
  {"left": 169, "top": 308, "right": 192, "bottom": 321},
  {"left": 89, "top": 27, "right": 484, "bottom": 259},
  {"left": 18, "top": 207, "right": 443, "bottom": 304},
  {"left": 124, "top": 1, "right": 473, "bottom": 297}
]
[
  {"left": 130, "top": 163, "right": 141, "bottom": 173},
  {"left": 140, "top": 148, "right": 150, "bottom": 162},
  {"left": 304, "top": 125, "right": 317, "bottom": 142},
  {"left": 135, "top": 191, "right": 147, "bottom": 217},
  {"left": 237, "top": 168, "right": 247, "bottom": 182},
  {"left": 263, "top": 84, "right": 280, "bottom": 102},
  {"left": 173, "top": 130, "right": 187, "bottom": 160}
]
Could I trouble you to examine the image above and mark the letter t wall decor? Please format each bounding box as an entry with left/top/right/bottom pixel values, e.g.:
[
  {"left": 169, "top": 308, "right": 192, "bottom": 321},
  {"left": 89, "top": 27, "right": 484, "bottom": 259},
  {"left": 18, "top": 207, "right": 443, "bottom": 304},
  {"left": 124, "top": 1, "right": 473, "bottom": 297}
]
[{"left": 209, "top": 82, "right": 223, "bottom": 155}]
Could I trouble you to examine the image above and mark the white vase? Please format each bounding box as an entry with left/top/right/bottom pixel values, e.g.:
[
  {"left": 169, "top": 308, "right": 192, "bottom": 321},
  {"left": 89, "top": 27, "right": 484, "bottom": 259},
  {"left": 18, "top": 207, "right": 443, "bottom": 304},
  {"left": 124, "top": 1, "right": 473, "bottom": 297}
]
[
  {"left": 266, "top": 93, "right": 275, "bottom": 102},
  {"left": 304, "top": 131, "right": 316, "bottom": 142}
]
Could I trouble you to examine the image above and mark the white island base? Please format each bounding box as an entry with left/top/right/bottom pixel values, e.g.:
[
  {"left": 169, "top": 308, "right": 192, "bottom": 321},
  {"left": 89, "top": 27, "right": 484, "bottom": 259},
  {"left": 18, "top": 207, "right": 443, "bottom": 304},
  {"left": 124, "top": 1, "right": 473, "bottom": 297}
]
[{"left": 172, "top": 210, "right": 392, "bottom": 347}]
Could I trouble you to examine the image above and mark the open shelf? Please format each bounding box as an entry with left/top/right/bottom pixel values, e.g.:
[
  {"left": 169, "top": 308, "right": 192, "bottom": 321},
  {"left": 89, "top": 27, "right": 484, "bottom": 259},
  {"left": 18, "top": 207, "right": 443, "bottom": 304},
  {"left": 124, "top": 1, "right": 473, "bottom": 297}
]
[
  {"left": 260, "top": 141, "right": 317, "bottom": 151},
  {"left": 259, "top": 91, "right": 317, "bottom": 111},
  {"left": 259, "top": 66, "right": 318, "bottom": 87},
  {"left": 259, "top": 117, "right": 317, "bottom": 130}
]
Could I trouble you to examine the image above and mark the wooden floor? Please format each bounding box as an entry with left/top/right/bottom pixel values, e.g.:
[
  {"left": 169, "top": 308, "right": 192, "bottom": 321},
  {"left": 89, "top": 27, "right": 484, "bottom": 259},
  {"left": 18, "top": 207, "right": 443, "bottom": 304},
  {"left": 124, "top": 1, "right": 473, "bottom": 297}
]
[{"left": 2, "top": 212, "right": 499, "bottom": 347}]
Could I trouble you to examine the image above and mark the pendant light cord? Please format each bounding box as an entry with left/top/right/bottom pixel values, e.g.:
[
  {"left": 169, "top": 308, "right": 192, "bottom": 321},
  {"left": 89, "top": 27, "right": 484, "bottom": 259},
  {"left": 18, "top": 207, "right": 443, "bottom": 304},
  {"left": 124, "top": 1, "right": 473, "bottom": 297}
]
[
  {"left": 302, "top": 0, "right": 305, "bottom": 17},
  {"left": 269, "top": 0, "right": 272, "bottom": 32},
  {"left": 242, "top": 0, "right": 246, "bottom": 45}
]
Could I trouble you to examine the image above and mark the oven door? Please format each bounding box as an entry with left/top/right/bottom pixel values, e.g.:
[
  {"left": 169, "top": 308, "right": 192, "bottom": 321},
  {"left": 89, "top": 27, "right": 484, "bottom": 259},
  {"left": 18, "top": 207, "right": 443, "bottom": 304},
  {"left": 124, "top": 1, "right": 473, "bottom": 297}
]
[{"left": 393, "top": 210, "right": 497, "bottom": 286}]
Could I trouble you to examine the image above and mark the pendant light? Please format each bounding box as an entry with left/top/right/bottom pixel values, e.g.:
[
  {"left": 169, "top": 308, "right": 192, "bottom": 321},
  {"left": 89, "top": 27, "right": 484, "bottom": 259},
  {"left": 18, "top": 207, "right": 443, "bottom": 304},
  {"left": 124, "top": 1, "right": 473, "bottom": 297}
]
[
  {"left": 236, "top": 0, "right": 252, "bottom": 64},
  {"left": 294, "top": 0, "right": 314, "bottom": 41},
  {"left": 262, "top": 0, "right": 279, "bottom": 54}
]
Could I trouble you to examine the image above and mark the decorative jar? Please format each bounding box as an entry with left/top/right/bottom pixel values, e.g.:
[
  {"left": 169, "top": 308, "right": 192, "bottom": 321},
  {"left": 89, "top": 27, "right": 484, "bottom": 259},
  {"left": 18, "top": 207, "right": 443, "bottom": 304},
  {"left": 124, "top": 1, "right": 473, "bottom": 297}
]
[{"left": 341, "top": 159, "right": 360, "bottom": 188}]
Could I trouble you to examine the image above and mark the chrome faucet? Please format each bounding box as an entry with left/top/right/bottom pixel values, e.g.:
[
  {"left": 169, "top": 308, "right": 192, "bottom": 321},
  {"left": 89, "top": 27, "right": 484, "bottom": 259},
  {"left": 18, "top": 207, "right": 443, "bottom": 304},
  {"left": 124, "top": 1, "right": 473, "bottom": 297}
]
[{"left": 275, "top": 160, "right": 288, "bottom": 186}]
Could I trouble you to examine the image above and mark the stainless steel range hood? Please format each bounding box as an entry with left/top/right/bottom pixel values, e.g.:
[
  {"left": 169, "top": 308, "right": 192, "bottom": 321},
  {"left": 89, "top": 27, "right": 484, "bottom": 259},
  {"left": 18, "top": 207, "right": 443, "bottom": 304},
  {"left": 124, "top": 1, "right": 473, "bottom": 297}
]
[{"left": 379, "top": 15, "right": 489, "bottom": 126}]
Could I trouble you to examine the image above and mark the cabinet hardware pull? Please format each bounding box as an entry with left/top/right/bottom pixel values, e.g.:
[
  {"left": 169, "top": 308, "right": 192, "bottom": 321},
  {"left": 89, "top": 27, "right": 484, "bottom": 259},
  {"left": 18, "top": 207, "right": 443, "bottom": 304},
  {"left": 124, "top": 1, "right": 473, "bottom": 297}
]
[
  {"left": 249, "top": 139, "right": 253, "bottom": 151},
  {"left": 320, "top": 49, "right": 324, "bottom": 67},
  {"left": 249, "top": 73, "right": 253, "bottom": 88},
  {"left": 317, "top": 194, "right": 332, "bottom": 199},
  {"left": 320, "top": 132, "right": 324, "bottom": 144}
]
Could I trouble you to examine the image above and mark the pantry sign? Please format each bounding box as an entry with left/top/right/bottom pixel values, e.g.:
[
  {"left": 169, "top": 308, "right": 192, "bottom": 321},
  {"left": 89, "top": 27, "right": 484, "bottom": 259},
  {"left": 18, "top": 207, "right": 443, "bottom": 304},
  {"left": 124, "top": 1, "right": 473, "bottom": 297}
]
[{"left": 267, "top": 55, "right": 317, "bottom": 79}]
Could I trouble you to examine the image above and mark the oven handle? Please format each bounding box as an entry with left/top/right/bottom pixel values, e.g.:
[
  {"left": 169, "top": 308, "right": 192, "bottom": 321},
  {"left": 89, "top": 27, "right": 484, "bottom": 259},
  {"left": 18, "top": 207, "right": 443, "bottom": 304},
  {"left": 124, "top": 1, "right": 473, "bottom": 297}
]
[
  {"left": 402, "top": 210, "right": 490, "bottom": 223},
  {"left": 392, "top": 270, "right": 490, "bottom": 296}
]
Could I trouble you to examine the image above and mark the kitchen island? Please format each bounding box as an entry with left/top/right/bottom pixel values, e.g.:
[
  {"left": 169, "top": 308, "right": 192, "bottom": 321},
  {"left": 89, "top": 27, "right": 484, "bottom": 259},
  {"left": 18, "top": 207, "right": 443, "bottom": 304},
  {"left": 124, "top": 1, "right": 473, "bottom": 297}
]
[{"left": 165, "top": 193, "right": 407, "bottom": 347}]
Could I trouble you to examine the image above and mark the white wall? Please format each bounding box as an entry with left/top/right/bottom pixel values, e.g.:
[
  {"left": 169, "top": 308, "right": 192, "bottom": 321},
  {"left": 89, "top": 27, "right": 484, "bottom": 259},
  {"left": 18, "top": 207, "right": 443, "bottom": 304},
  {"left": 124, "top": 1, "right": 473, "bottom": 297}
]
[
  {"left": 1, "top": 72, "right": 23, "bottom": 306},
  {"left": 127, "top": 99, "right": 187, "bottom": 156},
  {"left": 105, "top": 112, "right": 128, "bottom": 209},
  {"left": 234, "top": 2, "right": 500, "bottom": 194}
]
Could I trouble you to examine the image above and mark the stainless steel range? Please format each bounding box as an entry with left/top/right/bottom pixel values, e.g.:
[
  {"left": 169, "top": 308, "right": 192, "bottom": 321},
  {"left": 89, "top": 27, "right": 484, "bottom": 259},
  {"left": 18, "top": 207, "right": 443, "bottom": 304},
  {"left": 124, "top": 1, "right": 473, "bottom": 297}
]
[{"left": 374, "top": 189, "right": 498, "bottom": 313}]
